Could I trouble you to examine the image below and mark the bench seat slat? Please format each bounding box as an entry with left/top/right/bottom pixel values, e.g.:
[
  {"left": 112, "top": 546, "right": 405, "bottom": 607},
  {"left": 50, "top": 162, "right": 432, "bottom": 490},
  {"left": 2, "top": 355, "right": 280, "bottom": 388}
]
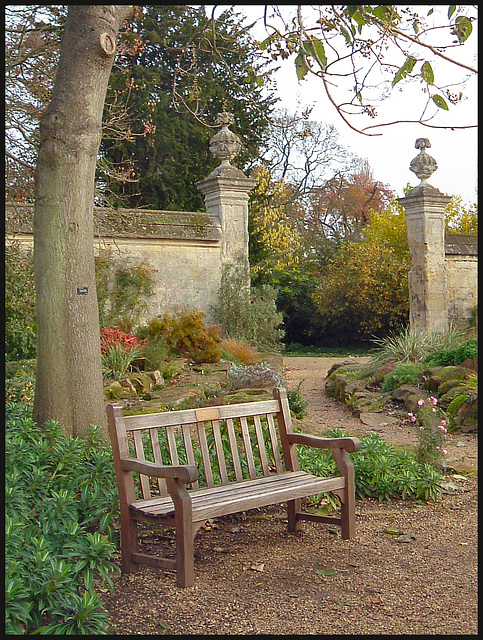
[{"left": 131, "top": 471, "right": 345, "bottom": 522}]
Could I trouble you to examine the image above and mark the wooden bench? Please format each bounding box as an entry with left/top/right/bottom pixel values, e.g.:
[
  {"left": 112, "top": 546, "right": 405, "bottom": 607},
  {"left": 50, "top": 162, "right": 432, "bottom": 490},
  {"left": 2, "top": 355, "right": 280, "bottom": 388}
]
[{"left": 107, "top": 387, "right": 361, "bottom": 588}]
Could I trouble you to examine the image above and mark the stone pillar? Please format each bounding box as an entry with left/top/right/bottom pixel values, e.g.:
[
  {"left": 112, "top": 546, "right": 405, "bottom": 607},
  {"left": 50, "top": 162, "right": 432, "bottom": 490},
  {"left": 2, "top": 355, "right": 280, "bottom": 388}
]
[
  {"left": 196, "top": 111, "right": 255, "bottom": 281},
  {"left": 398, "top": 139, "right": 451, "bottom": 334}
]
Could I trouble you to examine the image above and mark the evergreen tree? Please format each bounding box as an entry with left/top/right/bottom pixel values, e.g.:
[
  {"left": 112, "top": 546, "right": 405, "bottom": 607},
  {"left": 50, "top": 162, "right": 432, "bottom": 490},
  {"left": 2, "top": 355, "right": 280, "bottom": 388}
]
[{"left": 100, "top": 5, "right": 277, "bottom": 211}]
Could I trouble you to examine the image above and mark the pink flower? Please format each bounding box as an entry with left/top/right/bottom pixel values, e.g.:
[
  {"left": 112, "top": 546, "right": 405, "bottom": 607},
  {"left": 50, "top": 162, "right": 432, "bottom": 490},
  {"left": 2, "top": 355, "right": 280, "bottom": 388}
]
[
  {"left": 408, "top": 413, "right": 416, "bottom": 422},
  {"left": 443, "top": 450, "right": 447, "bottom": 455},
  {"left": 440, "top": 420, "right": 447, "bottom": 426},
  {"left": 429, "top": 397, "right": 438, "bottom": 406},
  {"left": 418, "top": 399, "right": 425, "bottom": 406},
  {"left": 436, "top": 446, "right": 440, "bottom": 450},
  {"left": 432, "top": 408, "right": 437, "bottom": 413},
  {"left": 420, "top": 426, "right": 424, "bottom": 431}
]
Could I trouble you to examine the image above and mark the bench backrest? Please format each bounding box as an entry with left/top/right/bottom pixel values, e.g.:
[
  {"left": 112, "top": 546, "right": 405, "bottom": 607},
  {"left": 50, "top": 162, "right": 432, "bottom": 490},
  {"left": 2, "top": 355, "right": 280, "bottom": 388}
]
[{"left": 107, "top": 387, "right": 298, "bottom": 501}]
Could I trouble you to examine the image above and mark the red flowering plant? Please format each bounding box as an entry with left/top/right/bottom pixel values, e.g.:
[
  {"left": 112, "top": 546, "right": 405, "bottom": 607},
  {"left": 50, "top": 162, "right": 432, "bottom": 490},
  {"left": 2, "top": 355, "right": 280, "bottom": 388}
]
[
  {"left": 100, "top": 328, "right": 146, "bottom": 380},
  {"left": 100, "top": 328, "right": 144, "bottom": 354}
]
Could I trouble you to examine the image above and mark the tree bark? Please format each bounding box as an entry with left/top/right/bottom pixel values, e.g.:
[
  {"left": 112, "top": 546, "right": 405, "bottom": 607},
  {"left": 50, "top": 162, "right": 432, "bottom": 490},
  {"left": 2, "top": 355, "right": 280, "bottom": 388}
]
[{"left": 33, "top": 6, "right": 133, "bottom": 437}]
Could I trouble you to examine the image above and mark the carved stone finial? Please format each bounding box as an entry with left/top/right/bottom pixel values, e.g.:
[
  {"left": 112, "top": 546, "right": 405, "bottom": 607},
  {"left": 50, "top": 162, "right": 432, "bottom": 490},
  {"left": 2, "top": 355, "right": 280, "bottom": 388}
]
[
  {"left": 209, "top": 111, "right": 242, "bottom": 166},
  {"left": 409, "top": 138, "right": 438, "bottom": 184}
]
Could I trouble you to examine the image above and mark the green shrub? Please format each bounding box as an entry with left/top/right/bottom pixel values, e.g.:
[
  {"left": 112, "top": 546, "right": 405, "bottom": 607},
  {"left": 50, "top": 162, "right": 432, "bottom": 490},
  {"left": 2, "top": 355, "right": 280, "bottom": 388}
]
[
  {"left": 140, "top": 334, "right": 169, "bottom": 371},
  {"left": 382, "top": 362, "right": 424, "bottom": 392},
  {"left": 424, "top": 338, "right": 478, "bottom": 367},
  {"left": 287, "top": 380, "right": 309, "bottom": 419},
  {"left": 5, "top": 403, "right": 120, "bottom": 634},
  {"left": 212, "top": 261, "right": 284, "bottom": 351},
  {"left": 297, "top": 428, "right": 442, "bottom": 503},
  {"left": 139, "top": 307, "right": 222, "bottom": 364},
  {"left": 5, "top": 242, "right": 36, "bottom": 361}
]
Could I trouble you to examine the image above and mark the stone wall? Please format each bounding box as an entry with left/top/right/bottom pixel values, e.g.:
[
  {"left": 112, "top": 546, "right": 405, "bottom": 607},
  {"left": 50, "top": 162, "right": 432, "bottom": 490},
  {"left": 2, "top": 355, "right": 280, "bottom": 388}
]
[
  {"left": 445, "top": 235, "right": 478, "bottom": 326},
  {"left": 6, "top": 204, "right": 233, "bottom": 324}
]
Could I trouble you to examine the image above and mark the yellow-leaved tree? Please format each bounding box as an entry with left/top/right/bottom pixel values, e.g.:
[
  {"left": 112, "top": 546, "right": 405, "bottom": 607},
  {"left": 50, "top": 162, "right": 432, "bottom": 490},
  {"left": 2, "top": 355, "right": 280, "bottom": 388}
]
[
  {"left": 445, "top": 196, "right": 478, "bottom": 234},
  {"left": 248, "top": 165, "right": 302, "bottom": 285}
]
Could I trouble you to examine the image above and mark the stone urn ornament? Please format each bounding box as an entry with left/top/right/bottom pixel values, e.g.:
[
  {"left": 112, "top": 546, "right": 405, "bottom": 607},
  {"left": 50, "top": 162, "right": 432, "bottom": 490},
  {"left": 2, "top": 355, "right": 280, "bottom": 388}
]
[
  {"left": 209, "top": 110, "right": 242, "bottom": 167},
  {"left": 409, "top": 138, "right": 438, "bottom": 185}
]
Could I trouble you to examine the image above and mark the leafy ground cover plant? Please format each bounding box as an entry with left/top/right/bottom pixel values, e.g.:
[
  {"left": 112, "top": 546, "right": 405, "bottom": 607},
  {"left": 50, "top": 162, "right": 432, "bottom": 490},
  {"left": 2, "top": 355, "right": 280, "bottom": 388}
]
[
  {"left": 424, "top": 338, "right": 477, "bottom": 367},
  {"left": 381, "top": 362, "right": 425, "bottom": 392},
  {"left": 297, "top": 427, "right": 443, "bottom": 504},
  {"left": 5, "top": 402, "right": 120, "bottom": 635}
]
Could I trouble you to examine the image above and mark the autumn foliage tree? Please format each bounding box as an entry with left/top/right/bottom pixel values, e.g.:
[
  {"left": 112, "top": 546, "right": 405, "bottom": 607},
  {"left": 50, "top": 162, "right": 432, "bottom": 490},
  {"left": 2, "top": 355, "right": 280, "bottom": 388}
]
[
  {"left": 306, "top": 159, "right": 395, "bottom": 245},
  {"left": 313, "top": 204, "right": 411, "bottom": 345}
]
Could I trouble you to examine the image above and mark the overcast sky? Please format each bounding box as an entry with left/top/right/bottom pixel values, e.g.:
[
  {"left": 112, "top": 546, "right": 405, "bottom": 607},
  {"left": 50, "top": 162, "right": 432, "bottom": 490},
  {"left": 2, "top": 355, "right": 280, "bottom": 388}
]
[{"left": 211, "top": 5, "right": 477, "bottom": 204}]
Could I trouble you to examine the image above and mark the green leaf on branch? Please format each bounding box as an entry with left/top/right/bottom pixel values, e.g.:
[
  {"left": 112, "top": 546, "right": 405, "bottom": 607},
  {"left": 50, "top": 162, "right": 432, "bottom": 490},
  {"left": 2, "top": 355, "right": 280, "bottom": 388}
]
[
  {"left": 421, "top": 61, "right": 434, "bottom": 85},
  {"left": 454, "top": 16, "right": 473, "bottom": 43},
  {"left": 302, "top": 38, "right": 327, "bottom": 68},
  {"left": 259, "top": 34, "right": 278, "bottom": 50},
  {"left": 295, "top": 50, "right": 310, "bottom": 80},
  {"left": 340, "top": 26, "right": 352, "bottom": 45},
  {"left": 448, "top": 5, "right": 456, "bottom": 19},
  {"left": 391, "top": 56, "right": 416, "bottom": 87},
  {"left": 432, "top": 94, "right": 449, "bottom": 110}
]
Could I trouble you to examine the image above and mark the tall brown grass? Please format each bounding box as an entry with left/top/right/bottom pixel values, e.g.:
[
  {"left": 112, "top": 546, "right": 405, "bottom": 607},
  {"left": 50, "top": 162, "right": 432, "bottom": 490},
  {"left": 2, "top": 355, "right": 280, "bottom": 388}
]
[{"left": 220, "top": 338, "right": 262, "bottom": 365}]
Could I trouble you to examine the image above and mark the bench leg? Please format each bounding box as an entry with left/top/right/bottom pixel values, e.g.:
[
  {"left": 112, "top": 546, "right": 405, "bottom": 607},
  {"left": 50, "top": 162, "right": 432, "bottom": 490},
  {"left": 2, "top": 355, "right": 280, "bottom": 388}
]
[
  {"left": 120, "top": 509, "right": 140, "bottom": 573},
  {"left": 339, "top": 474, "right": 356, "bottom": 539},
  {"left": 167, "top": 478, "right": 195, "bottom": 588},
  {"left": 287, "top": 498, "right": 303, "bottom": 533}
]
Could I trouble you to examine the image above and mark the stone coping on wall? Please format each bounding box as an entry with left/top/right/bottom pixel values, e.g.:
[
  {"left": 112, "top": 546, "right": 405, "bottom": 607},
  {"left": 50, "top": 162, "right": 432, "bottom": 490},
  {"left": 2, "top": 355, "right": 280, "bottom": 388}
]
[
  {"left": 5, "top": 203, "right": 222, "bottom": 242},
  {"left": 445, "top": 234, "right": 478, "bottom": 256}
]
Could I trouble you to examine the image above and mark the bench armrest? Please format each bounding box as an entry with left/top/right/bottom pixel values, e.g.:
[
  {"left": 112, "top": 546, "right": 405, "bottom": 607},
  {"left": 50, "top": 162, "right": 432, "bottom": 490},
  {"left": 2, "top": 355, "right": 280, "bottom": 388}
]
[
  {"left": 121, "top": 458, "right": 199, "bottom": 484},
  {"left": 287, "top": 433, "right": 361, "bottom": 453}
]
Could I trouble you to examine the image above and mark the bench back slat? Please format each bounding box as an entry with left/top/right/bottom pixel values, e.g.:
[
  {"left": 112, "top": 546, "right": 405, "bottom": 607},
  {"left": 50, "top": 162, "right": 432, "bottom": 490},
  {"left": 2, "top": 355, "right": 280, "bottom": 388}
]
[
  {"left": 240, "top": 416, "right": 257, "bottom": 480},
  {"left": 150, "top": 428, "right": 168, "bottom": 497},
  {"left": 197, "top": 423, "right": 215, "bottom": 488},
  {"left": 182, "top": 424, "right": 199, "bottom": 490},
  {"left": 226, "top": 418, "right": 243, "bottom": 482},
  {"left": 212, "top": 420, "right": 229, "bottom": 485},
  {"left": 166, "top": 426, "right": 179, "bottom": 466},
  {"left": 133, "top": 430, "right": 152, "bottom": 499},
  {"left": 267, "top": 413, "right": 284, "bottom": 473},
  {"left": 254, "top": 415, "right": 270, "bottom": 476}
]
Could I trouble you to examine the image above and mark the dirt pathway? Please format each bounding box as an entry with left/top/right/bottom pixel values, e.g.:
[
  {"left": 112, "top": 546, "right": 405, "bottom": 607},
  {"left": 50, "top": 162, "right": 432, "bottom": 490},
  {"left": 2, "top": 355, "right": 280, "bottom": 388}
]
[{"left": 283, "top": 356, "right": 477, "bottom": 472}]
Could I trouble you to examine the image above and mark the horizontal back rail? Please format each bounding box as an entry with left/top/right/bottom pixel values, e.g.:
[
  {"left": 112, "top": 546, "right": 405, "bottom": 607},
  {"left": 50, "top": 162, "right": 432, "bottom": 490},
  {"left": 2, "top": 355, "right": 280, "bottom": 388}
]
[{"left": 122, "top": 400, "right": 281, "bottom": 432}]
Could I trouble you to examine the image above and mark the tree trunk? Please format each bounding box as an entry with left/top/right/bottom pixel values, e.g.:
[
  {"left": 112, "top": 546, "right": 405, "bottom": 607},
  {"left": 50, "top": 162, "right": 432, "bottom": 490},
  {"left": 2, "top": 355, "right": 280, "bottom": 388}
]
[{"left": 33, "top": 5, "right": 133, "bottom": 437}]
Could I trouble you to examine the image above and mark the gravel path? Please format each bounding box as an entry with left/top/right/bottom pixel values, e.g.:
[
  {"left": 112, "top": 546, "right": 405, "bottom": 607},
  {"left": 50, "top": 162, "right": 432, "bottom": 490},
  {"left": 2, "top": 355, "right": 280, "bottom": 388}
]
[{"left": 105, "top": 357, "right": 478, "bottom": 635}]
